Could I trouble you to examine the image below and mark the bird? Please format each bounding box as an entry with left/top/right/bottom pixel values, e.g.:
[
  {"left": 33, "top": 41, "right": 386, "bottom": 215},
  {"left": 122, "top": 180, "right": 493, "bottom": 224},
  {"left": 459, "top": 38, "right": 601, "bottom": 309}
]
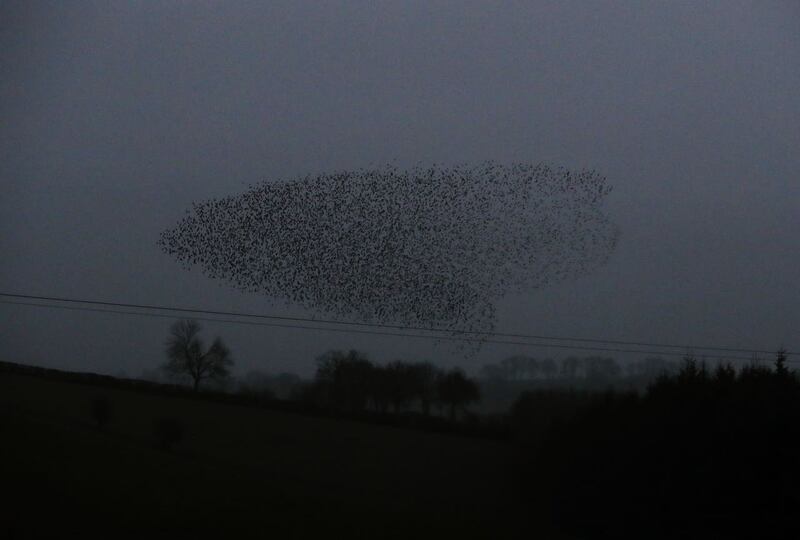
[{"left": 158, "top": 161, "right": 618, "bottom": 352}]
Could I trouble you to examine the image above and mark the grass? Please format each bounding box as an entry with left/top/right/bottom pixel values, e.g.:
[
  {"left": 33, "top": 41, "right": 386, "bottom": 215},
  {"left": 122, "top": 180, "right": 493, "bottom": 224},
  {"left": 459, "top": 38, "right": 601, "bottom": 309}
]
[{"left": 0, "top": 369, "right": 544, "bottom": 538}]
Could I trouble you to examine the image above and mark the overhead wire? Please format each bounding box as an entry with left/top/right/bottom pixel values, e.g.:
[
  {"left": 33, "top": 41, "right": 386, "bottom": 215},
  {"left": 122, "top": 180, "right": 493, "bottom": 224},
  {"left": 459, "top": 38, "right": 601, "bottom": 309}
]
[
  {"left": 1, "top": 296, "right": 793, "bottom": 363},
  {"left": 0, "top": 292, "right": 792, "bottom": 356}
]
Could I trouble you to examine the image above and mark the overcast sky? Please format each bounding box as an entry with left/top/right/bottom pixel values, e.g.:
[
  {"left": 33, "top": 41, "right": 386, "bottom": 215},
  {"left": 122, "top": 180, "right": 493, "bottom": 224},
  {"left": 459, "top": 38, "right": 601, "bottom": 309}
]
[{"left": 1, "top": 1, "right": 798, "bottom": 377}]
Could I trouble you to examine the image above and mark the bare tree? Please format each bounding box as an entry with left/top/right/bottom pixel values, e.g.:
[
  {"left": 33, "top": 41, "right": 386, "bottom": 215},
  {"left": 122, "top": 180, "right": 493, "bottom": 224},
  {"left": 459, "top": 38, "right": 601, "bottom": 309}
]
[{"left": 163, "top": 319, "right": 233, "bottom": 391}]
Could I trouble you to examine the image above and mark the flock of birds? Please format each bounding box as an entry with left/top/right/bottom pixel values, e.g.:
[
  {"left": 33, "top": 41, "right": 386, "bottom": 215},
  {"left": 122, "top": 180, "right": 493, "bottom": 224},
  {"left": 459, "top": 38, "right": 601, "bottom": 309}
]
[{"left": 159, "top": 162, "right": 618, "bottom": 350}]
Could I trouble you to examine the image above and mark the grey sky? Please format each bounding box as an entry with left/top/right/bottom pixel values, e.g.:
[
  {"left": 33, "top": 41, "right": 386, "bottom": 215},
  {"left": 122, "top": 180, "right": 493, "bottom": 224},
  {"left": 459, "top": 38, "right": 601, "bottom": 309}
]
[{"left": 2, "top": 1, "right": 798, "bottom": 377}]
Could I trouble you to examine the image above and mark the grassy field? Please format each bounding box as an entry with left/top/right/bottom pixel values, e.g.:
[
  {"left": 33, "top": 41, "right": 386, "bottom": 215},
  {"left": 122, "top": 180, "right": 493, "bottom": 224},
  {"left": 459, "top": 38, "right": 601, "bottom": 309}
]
[{"left": 1, "top": 369, "right": 545, "bottom": 538}]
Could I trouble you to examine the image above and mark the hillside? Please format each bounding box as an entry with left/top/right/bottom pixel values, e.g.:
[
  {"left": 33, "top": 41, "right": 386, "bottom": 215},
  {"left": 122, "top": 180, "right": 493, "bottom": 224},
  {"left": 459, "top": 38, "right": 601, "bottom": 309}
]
[{"left": 0, "top": 366, "right": 539, "bottom": 538}]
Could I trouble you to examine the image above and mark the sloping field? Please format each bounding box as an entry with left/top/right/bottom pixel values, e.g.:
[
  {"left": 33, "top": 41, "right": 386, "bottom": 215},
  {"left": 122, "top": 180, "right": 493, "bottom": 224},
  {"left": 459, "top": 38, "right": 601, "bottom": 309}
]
[{"left": 0, "top": 370, "right": 544, "bottom": 538}]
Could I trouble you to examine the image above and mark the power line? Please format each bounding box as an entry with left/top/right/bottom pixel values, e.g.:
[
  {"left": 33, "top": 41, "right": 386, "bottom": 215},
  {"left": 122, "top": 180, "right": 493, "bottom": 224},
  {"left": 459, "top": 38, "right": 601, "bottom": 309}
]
[
  {"left": 1, "top": 298, "right": 793, "bottom": 363},
  {"left": 0, "top": 291, "right": 791, "bottom": 357}
]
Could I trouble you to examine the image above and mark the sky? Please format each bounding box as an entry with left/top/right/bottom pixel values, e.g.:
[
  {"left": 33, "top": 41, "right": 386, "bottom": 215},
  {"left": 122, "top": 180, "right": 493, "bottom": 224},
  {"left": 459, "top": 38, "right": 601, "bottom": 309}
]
[{"left": 1, "top": 1, "right": 799, "bottom": 378}]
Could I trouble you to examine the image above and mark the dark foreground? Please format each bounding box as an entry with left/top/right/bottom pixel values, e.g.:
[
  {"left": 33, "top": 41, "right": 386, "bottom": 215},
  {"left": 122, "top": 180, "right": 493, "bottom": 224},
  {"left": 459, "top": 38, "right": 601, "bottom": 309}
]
[
  {"left": 0, "top": 367, "right": 536, "bottom": 539},
  {"left": 3, "top": 358, "right": 800, "bottom": 539}
]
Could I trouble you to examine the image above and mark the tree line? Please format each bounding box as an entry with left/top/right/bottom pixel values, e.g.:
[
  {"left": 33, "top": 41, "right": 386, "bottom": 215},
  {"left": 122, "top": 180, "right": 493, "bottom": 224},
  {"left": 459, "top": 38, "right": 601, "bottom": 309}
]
[
  {"left": 302, "top": 350, "right": 480, "bottom": 420},
  {"left": 160, "top": 320, "right": 481, "bottom": 420},
  {"left": 480, "top": 355, "right": 679, "bottom": 383}
]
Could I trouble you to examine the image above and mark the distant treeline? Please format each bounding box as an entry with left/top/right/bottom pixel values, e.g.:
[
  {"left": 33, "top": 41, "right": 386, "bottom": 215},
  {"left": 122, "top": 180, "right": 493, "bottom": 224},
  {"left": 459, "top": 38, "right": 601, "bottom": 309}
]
[
  {"left": 475, "top": 355, "right": 679, "bottom": 414},
  {"left": 148, "top": 320, "right": 482, "bottom": 423},
  {"left": 480, "top": 355, "right": 678, "bottom": 385},
  {"left": 294, "top": 350, "right": 481, "bottom": 421}
]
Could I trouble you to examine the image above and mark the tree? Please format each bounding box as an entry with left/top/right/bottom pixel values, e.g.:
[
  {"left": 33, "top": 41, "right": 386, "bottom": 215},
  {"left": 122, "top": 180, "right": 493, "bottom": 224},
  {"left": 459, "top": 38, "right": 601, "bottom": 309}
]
[
  {"left": 385, "top": 361, "right": 424, "bottom": 412},
  {"left": 315, "top": 349, "right": 374, "bottom": 411},
  {"left": 775, "top": 348, "right": 789, "bottom": 377},
  {"left": 163, "top": 319, "right": 233, "bottom": 391},
  {"left": 437, "top": 369, "right": 481, "bottom": 421},
  {"left": 368, "top": 360, "right": 441, "bottom": 415},
  {"left": 409, "top": 361, "right": 440, "bottom": 415}
]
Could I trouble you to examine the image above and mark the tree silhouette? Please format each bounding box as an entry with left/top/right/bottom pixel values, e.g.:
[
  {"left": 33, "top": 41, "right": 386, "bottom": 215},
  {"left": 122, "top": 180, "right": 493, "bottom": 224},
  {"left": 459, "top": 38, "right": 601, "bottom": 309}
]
[
  {"left": 437, "top": 369, "right": 480, "bottom": 420},
  {"left": 384, "top": 361, "right": 419, "bottom": 412},
  {"left": 409, "top": 361, "right": 440, "bottom": 415},
  {"left": 163, "top": 319, "right": 233, "bottom": 391},
  {"left": 315, "top": 349, "right": 375, "bottom": 411},
  {"left": 775, "top": 348, "right": 789, "bottom": 377}
]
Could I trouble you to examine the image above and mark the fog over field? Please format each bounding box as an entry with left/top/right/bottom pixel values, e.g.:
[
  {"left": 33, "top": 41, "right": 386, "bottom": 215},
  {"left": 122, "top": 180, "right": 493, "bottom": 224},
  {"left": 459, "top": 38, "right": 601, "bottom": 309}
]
[{"left": 1, "top": 1, "right": 798, "bottom": 377}]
